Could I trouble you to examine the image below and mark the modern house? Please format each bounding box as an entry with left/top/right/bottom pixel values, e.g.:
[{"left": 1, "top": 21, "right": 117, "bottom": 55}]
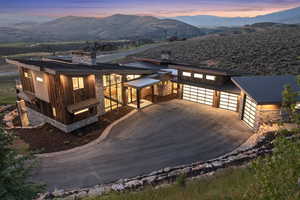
[{"left": 6, "top": 51, "right": 299, "bottom": 133}]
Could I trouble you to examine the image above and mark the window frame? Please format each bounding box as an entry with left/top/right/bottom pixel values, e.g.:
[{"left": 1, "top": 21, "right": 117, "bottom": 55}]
[
  {"left": 36, "top": 76, "right": 44, "bottom": 83},
  {"left": 182, "top": 71, "right": 192, "bottom": 77},
  {"left": 194, "top": 73, "right": 203, "bottom": 79},
  {"left": 72, "top": 77, "right": 84, "bottom": 90},
  {"left": 206, "top": 75, "right": 216, "bottom": 81}
]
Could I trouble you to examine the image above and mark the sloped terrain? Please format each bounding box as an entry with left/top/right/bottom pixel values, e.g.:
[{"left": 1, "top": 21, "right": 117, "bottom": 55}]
[
  {"left": 134, "top": 27, "right": 300, "bottom": 75},
  {"left": 0, "top": 15, "right": 205, "bottom": 42}
]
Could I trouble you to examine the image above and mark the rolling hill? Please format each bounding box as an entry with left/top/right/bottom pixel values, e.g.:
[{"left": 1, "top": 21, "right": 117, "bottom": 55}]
[
  {"left": 171, "top": 6, "right": 300, "bottom": 27},
  {"left": 0, "top": 14, "right": 205, "bottom": 42},
  {"left": 132, "top": 26, "right": 300, "bottom": 75}
]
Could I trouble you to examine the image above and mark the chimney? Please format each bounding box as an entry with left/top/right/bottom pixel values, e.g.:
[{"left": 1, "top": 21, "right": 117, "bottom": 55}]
[
  {"left": 161, "top": 50, "right": 171, "bottom": 61},
  {"left": 72, "top": 50, "right": 96, "bottom": 65}
]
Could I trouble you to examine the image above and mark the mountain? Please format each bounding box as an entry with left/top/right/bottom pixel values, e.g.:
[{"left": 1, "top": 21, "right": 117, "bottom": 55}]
[
  {"left": 171, "top": 6, "right": 300, "bottom": 27},
  {"left": 0, "top": 14, "right": 54, "bottom": 28},
  {"left": 0, "top": 14, "right": 205, "bottom": 42}
]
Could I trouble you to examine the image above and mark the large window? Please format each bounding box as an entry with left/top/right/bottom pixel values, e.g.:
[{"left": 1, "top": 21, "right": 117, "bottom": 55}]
[
  {"left": 103, "top": 74, "right": 123, "bottom": 112},
  {"left": 72, "top": 77, "right": 84, "bottom": 90}
]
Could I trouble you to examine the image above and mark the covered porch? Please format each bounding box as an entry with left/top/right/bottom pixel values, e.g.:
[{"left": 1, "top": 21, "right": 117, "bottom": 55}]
[{"left": 124, "top": 77, "right": 160, "bottom": 109}]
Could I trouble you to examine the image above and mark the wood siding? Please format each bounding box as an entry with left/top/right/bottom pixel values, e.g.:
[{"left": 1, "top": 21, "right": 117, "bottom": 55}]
[{"left": 19, "top": 67, "right": 35, "bottom": 93}]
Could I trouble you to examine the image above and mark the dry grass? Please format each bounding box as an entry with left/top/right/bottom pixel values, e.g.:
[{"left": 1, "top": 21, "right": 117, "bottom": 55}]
[{"left": 85, "top": 167, "right": 255, "bottom": 200}]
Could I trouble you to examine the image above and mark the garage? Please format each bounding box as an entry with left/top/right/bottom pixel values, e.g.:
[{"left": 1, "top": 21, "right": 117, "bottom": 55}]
[
  {"left": 243, "top": 96, "right": 257, "bottom": 128},
  {"left": 183, "top": 84, "right": 214, "bottom": 106},
  {"left": 219, "top": 92, "right": 239, "bottom": 112}
]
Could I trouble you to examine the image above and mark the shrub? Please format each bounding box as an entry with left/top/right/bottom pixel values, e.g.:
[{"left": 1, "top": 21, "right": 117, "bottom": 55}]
[
  {"left": 245, "top": 136, "right": 300, "bottom": 200},
  {"left": 176, "top": 174, "right": 187, "bottom": 188}
]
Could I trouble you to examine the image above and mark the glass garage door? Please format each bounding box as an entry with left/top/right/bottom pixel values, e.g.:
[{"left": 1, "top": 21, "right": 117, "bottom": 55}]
[
  {"left": 243, "top": 96, "right": 257, "bottom": 128},
  {"left": 219, "top": 92, "right": 239, "bottom": 112},
  {"left": 183, "top": 84, "right": 214, "bottom": 106}
]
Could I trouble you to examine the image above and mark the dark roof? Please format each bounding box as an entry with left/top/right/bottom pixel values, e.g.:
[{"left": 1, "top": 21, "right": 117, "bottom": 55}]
[
  {"left": 132, "top": 57, "right": 238, "bottom": 76},
  {"left": 232, "top": 75, "right": 300, "bottom": 104},
  {"left": 7, "top": 59, "right": 155, "bottom": 75},
  {"left": 125, "top": 61, "right": 167, "bottom": 70},
  {"left": 169, "top": 64, "right": 237, "bottom": 76},
  {"left": 173, "top": 78, "right": 240, "bottom": 94}
]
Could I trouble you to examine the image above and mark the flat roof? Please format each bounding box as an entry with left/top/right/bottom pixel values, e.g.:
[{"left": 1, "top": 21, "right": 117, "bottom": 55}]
[
  {"left": 125, "top": 61, "right": 167, "bottom": 70},
  {"left": 232, "top": 75, "right": 300, "bottom": 104},
  {"left": 125, "top": 78, "right": 160, "bottom": 89},
  {"left": 173, "top": 78, "right": 240, "bottom": 94},
  {"left": 6, "top": 59, "right": 154, "bottom": 75}
]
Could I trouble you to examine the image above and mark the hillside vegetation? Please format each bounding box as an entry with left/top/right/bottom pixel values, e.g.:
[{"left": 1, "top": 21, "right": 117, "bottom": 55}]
[{"left": 134, "top": 26, "right": 300, "bottom": 75}]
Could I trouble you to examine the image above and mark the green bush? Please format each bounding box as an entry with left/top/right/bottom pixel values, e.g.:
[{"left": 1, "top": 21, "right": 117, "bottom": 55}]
[
  {"left": 246, "top": 136, "right": 300, "bottom": 200},
  {"left": 176, "top": 174, "right": 187, "bottom": 188}
]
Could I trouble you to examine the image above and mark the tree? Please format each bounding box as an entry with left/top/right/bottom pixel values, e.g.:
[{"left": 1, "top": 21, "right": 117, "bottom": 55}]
[
  {"left": 0, "top": 127, "right": 44, "bottom": 200},
  {"left": 282, "top": 75, "right": 300, "bottom": 126}
]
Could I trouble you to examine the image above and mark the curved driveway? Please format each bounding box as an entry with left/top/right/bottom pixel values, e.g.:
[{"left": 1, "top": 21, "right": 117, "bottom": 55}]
[{"left": 32, "top": 99, "right": 252, "bottom": 191}]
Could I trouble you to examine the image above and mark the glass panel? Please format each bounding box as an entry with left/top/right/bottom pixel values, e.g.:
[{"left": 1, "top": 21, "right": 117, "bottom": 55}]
[
  {"left": 194, "top": 73, "right": 203, "bottom": 79},
  {"left": 182, "top": 72, "right": 192, "bottom": 77},
  {"left": 206, "top": 75, "right": 216, "bottom": 81}
]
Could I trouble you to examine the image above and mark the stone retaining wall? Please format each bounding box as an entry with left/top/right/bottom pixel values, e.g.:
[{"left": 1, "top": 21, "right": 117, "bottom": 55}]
[{"left": 37, "top": 131, "right": 275, "bottom": 200}]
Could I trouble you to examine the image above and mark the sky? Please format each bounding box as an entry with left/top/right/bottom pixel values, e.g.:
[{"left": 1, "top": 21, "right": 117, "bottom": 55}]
[{"left": 1, "top": 0, "right": 300, "bottom": 18}]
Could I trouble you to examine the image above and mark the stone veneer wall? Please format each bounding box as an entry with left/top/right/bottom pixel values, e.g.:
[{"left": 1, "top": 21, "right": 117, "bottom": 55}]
[
  {"left": 95, "top": 75, "right": 105, "bottom": 116},
  {"left": 256, "top": 109, "right": 281, "bottom": 126},
  {"left": 27, "top": 108, "right": 98, "bottom": 133}
]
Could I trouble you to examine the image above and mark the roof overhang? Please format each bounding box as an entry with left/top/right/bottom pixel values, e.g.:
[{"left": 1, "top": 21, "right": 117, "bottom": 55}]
[
  {"left": 6, "top": 58, "right": 41, "bottom": 72},
  {"left": 231, "top": 75, "right": 300, "bottom": 105},
  {"left": 169, "top": 64, "right": 231, "bottom": 76},
  {"left": 124, "top": 78, "right": 160, "bottom": 89}
]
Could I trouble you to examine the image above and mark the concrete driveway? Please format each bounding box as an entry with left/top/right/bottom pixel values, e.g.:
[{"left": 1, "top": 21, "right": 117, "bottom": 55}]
[{"left": 32, "top": 99, "right": 252, "bottom": 191}]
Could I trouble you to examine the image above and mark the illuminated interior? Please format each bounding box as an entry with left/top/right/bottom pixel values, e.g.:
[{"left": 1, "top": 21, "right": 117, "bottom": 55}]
[
  {"left": 72, "top": 77, "right": 84, "bottom": 90},
  {"left": 206, "top": 75, "right": 216, "bottom": 81},
  {"left": 194, "top": 73, "right": 203, "bottom": 79},
  {"left": 103, "top": 74, "right": 123, "bottom": 112},
  {"left": 24, "top": 72, "right": 30, "bottom": 78},
  {"left": 243, "top": 96, "right": 257, "bottom": 128},
  {"left": 36, "top": 76, "right": 44, "bottom": 82},
  {"left": 183, "top": 84, "right": 214, "bottom": 106},
  {"left": 219, "top": 92, "right": 238, "bottom": 111},
  {"left": 182, "top": 72, "right": 192, "bottom": 77}
]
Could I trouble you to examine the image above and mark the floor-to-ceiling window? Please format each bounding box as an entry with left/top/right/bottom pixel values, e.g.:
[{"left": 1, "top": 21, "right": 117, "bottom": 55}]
[
  {"left": 103, "top": 74, "right": 123, "bottom": 112},
  {"left": 126, "top": 75, "right": 140, "bottom": 104}
]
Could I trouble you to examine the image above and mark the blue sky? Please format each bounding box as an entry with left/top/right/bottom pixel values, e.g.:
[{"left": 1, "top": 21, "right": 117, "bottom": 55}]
[{"left": 1, "top": 0, "right": 300, "bottom": 17}]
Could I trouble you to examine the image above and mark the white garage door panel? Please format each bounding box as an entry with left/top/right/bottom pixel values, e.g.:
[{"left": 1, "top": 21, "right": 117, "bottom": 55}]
[
  {"left": 183, "top": 85, "right": 214, "bottom": 106},
  {"left": 243, "top": 96, "right": 257, "bottom": 128},
  {"left": 219, "top": 92, "right": 239, "bottom": 111}
]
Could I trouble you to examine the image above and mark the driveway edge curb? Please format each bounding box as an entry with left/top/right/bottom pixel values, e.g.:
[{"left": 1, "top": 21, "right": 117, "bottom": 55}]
[{"left": 37, "top": 110, "right": 138, "bottom": 158}]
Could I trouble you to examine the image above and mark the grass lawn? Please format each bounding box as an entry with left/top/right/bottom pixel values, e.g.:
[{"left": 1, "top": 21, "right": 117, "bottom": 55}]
[
  {"left": 85, "top": 167, "right": 255, "bottom": 200},
  {"left": 0, "top": 75, "right": 17, "bottom": 105}
]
